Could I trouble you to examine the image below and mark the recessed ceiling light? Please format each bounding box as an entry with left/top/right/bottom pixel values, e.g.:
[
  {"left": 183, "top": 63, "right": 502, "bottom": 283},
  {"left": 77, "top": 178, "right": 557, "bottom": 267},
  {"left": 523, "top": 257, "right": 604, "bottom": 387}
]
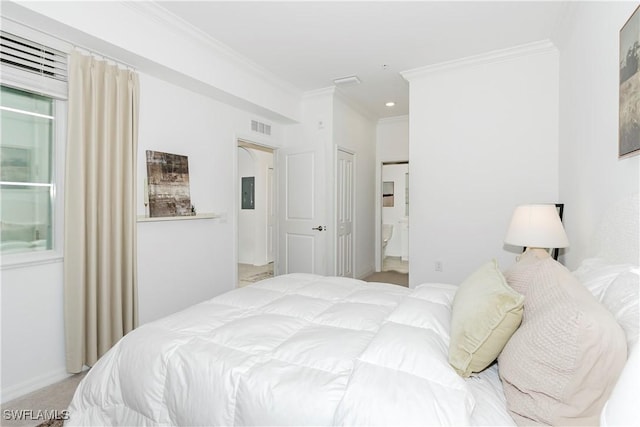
[{"left": 385, "top": 101, "right": 395, "bottom": 107}]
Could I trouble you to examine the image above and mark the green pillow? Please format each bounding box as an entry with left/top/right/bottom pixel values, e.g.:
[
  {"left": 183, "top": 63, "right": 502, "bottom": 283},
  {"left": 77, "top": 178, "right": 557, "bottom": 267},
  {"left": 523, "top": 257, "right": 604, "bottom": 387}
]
[{"left": 449, "top": 259, "right": 524, "bottom": 377}]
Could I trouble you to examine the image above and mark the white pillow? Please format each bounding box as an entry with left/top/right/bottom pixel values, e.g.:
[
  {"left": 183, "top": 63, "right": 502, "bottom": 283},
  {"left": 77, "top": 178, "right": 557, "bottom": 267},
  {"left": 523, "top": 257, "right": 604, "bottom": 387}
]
[
  {"left": 572, "top": 258, "right": 635, "bottom": 299},
  {"left": 601, "top": 345, "right": 640, "bottom": 426},
  {"left": 600, "top": 270, "right": 639, "bottom": 354},
  {"left": 573, "top": 258, "right": 639, "bottom": 355}
]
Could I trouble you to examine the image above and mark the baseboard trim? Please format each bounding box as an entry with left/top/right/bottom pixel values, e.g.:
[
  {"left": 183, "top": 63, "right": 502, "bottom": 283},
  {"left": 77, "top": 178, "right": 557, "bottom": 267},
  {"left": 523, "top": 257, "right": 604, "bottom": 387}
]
[
  {"left": 357, "top": 268, "right": 376, "bottom": 280},
  {"left": 1, "top": 368, "right": 72, "bottom": 404}
]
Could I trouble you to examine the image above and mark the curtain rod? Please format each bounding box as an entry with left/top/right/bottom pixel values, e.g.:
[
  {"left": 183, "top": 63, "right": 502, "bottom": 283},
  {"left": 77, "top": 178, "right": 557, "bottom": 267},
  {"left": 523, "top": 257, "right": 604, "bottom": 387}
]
[{"left": 72, "top": 46, "right": 136, "bottom": 71}]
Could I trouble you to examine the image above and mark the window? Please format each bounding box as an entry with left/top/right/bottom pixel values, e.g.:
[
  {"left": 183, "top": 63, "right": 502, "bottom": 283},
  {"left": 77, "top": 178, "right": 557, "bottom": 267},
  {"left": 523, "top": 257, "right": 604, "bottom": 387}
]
[
  {"left": 0, "top": 85, "right": 55, "bottom": 254},
  {"left": 0, "top": 22, "right": 68, "bottom": 262}
]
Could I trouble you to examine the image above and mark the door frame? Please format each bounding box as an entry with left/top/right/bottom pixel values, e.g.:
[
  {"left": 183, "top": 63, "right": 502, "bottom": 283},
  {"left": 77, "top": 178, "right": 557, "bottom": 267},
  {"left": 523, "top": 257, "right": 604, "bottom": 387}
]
[
  {"left": 233, "top": 136, "right": 279, "bottom": 286},
  {"left": 377, "top": 160, "right": 409, "bottom": 272},
  {"left": 334, "top": 146, "right": 356, "bottom": 277}
]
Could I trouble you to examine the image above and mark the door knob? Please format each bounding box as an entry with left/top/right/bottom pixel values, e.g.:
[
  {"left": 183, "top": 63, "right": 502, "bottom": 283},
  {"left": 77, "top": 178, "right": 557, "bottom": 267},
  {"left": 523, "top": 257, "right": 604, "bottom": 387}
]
[{"left": 312, "top": 225, "right": 326, "bottom": 231}]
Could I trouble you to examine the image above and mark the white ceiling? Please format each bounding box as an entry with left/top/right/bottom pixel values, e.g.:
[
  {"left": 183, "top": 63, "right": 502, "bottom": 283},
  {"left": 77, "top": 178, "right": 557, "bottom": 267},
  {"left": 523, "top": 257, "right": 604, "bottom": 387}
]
[{"left": 157, "top": 1, "right": 569, "bottom": 119}]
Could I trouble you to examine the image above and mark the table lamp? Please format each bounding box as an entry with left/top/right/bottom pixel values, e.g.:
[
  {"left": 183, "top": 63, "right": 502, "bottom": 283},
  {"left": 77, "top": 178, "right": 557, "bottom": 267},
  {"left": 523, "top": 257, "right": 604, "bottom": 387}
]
[{"left": 504, "top": 204, "right": 569, "bottom": 259}]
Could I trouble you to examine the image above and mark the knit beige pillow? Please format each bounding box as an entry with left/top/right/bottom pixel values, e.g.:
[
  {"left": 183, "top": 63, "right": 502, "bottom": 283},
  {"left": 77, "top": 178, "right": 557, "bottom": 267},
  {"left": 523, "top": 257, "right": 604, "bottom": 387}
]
[
  {"left": 449, "top": 260, "right": 524, "bottom": 377},
  {"left": 499, "top": 250, "right": 627, "bottom": 426}
]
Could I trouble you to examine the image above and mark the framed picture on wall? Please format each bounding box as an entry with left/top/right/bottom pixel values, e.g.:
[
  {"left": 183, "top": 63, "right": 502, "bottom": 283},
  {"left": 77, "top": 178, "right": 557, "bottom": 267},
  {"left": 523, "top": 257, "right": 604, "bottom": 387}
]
[
  {"left": 619, "top": 5, "right": 640, "bottom": 158},
  {"left": 145, "top": 150, "right": 192, "bottom": 217}
]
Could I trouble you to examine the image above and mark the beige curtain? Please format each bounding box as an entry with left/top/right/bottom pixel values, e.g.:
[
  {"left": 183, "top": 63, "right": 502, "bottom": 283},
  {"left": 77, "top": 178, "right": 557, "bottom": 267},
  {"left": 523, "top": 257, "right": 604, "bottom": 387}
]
[{"left": 64, "top": 51, "right": 139, "bottom": 373}]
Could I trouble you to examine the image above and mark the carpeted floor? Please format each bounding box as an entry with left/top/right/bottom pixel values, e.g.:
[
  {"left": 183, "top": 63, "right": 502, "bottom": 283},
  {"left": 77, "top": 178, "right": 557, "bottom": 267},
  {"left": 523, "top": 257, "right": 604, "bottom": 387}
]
[
  {"left": 363, "top": 270, "right": 409, "bottom": 287},
  {"left": 238, "top": 263, "right": 274, "bottom": 287},
  {"left": 245, "top": 271, "right": 274, "bottom": 282},
  {"left": 1, "top": 372, "right": 86, "bottom": 427}
]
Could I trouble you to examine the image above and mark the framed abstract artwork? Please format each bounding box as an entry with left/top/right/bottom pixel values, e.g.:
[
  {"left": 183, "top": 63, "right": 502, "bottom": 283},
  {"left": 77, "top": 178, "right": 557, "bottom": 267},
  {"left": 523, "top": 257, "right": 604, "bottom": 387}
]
[
  {"left": 619, "top": 5, "right": 640, "bottom": 158},
  {"left": 145, "top": 150, "right": 192, "bottom": 217}
]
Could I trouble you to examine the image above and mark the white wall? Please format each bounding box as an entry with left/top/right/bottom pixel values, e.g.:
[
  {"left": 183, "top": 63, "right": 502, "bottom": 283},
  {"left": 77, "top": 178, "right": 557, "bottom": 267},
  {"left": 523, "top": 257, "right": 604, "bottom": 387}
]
[
  {"left": 136, "top": 73, "right": 283, "bottom": 325},
  {"left": 375, "top": 116, "right": 409, "bottom": 270},
  {"left": 1, "top": 261, "right": 66, "bottom": 403},
  {"left": 377, "top": 116, "right": 410, "bottom": 162},
  {"left": 238, "top": 147, "right": 256, "bottom": 264},
  {"left": 332, "top": 94, "right": 377, "bottom": 279},
  {"left": 556, "top": 2, "right": 640, "bottom": 269},
  {"left": 237, "top": 147, "right": 273, "bottom": 266},
  {"left": 252, "top": 150, "right": 274, "bottom": 266},
  {"left": 404, "top": 43, "right": 560, "bottom": 286}
]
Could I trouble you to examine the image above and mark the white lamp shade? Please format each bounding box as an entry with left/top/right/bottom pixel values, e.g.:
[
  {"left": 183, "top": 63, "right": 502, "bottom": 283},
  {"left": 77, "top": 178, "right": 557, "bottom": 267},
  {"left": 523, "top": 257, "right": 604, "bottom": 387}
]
[{"left": 504, "top": 204, "right": 569, "bottom": 249}]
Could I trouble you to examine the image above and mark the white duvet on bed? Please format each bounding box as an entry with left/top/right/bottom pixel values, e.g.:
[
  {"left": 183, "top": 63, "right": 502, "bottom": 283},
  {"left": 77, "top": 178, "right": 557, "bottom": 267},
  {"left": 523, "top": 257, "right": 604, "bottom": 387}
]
[{"left": 67, "top": 274, "right": 513, "bottom": 426}]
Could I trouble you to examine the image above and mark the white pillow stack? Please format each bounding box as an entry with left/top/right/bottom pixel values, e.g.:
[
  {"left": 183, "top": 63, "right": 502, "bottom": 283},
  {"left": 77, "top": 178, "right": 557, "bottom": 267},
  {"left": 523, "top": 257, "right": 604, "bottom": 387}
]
[{"left": 572, "top": 259, "right": 639, "bottom": 354}]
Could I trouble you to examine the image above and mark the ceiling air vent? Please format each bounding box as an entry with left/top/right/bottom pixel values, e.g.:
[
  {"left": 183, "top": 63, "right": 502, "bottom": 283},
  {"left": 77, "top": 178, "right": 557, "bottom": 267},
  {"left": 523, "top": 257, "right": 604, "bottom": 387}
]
[
  {"left": 251, "top": 119, "right": 271, "bottom": 136},
  {"left": 333, "top": 75, "right": 361, "bottom": 86},
  {"left": 0, "top": 31, "right": 68, "bottom": 81}
]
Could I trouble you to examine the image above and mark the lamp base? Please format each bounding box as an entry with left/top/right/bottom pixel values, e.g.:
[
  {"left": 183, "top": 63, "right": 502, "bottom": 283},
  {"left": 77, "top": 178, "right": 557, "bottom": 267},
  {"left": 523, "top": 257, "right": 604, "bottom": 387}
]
[{"left": 517, "top": 247, "right": 551, "bottom": 262}]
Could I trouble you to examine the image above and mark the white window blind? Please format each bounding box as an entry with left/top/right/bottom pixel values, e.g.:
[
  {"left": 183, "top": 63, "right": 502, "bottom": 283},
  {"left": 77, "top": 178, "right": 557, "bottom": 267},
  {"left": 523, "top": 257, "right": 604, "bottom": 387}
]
[
  {"left": 0, "top": 21, "right": 69, "bottom": 99},
  {"left": 1, "top": 31, "right": 68, "bottom": 81}
]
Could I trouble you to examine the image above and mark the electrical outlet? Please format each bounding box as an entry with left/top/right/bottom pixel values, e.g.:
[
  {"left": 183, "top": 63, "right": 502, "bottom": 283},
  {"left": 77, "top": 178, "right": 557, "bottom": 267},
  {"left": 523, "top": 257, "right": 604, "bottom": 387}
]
[{"left": 435, "top": 261, "right": 443, "bottom": 272}]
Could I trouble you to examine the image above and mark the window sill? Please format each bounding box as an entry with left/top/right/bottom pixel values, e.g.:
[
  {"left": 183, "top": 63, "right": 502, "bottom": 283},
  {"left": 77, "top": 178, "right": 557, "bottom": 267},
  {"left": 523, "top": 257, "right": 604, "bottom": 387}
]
[{"left": 1, "top": 250, "right": 63, "bottom": 270}]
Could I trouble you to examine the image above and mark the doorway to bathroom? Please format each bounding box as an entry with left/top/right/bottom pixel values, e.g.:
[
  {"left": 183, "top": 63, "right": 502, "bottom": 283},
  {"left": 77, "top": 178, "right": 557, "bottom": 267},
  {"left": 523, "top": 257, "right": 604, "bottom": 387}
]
[{"left": 381, "top": 162, "right": 409, "bottom": 275}]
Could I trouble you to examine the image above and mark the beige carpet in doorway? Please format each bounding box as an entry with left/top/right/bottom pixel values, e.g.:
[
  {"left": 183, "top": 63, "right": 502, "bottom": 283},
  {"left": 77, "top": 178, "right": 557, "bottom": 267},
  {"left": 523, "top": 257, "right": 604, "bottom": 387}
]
[{"left": 363, "top": 271, "right": 408, "bottom": 287}]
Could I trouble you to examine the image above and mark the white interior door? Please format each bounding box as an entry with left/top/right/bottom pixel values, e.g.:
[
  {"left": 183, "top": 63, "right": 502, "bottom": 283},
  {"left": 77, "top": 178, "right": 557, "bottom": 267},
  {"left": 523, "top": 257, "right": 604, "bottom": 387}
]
[
  {"left": 277, "top": 144, "right": 327, "bottom": 275},
  {"left": 336, "top": 149, "right": 354, "bottom": 277}
]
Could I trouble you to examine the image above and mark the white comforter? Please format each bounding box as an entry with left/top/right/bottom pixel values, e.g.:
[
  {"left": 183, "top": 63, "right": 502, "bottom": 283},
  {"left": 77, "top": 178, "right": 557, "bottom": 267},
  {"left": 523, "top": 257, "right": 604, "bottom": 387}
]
[{"left": 67, "top": 274, "right": 495, "bottom": 426}]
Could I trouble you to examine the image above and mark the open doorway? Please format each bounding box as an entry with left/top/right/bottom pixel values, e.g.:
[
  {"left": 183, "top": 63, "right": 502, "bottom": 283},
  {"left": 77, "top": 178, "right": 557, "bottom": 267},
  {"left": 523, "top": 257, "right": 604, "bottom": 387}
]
[
  {"left": 237, "top": 140, "right": 275, "bottom": 287},
  {"left": 381, "top": 162, "right": 409, "bottom": 276}
]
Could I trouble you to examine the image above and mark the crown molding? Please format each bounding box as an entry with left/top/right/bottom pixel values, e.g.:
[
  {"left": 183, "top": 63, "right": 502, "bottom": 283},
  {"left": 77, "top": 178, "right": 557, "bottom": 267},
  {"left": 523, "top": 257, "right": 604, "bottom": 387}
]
[
  {"left": 121, "top": 1, "right": 302, "bottom": 98},
  {"left": 401, "top": 39, "right": 557, "bottom": 81},
  {"left": 302, "top": 86, "right": 336, "bottom": 99}
]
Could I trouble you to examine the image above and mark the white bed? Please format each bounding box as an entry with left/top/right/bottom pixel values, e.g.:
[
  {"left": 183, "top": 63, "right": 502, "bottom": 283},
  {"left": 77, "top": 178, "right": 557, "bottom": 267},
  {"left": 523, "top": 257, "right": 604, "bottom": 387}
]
[
  {"left": 67, "top": 275, "right": 514, "bottom": 426},
  {"left": 67, "top": 195, "right": 638, "bottom": 426}
]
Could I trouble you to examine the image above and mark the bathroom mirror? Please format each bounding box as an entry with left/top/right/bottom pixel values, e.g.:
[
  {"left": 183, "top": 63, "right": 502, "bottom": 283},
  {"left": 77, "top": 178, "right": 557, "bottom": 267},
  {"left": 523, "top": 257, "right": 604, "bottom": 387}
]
[{"left": 382, "top": 181, "right": 394, "bottom": 207}]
